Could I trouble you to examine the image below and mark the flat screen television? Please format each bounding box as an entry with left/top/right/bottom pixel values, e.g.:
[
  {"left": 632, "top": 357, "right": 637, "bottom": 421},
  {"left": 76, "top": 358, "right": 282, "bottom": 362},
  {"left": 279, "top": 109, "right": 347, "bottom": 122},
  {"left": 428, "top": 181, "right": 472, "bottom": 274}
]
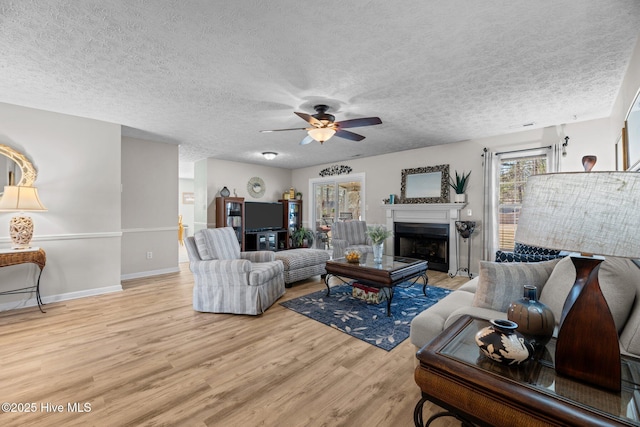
[{"left": 244, "top": 202, "right": 284, "bottom": 232}]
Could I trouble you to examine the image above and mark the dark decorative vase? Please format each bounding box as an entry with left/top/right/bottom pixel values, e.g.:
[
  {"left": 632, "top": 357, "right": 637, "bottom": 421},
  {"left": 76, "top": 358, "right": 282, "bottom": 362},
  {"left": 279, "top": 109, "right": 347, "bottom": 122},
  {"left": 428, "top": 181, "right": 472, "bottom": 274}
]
[
  {"left": 507, "top": 285, "right": 555, "bottom": 349},
  {"left": 475, "top": 319, "right": 533, "bottom": 365}
]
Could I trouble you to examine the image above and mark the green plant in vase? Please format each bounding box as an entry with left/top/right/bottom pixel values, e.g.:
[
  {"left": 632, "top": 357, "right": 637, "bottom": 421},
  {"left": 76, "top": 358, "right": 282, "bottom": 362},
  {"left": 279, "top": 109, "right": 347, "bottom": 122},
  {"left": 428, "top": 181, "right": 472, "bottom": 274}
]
[
  {"left": 291, "top": 227, "right": 314, "bottom": 248},
  {"left": 366, "top": 225, "right": 393, "bottom": 263},
  {"left": 366, "top": 225, "right": 393, "bottom": 244},
  {"left": 449, "top": 170, "right": 471, "bottom": 202}
]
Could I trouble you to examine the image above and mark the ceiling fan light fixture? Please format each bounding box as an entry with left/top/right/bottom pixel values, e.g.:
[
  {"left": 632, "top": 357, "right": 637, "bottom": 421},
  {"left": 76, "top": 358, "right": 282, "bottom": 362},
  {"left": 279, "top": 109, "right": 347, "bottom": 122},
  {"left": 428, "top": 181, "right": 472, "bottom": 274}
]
[
  {"left": 308, "top": 127, "right": 336, "bottom": 143},
  {"left": 262, "top": 151, "right": 278, "bottom": 160}
]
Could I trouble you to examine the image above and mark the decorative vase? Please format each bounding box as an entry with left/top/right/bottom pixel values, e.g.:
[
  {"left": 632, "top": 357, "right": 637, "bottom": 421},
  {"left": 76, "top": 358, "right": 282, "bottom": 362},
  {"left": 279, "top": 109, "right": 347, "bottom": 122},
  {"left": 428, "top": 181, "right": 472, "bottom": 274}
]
[
  {"left": 475, "top": 319, "right": 533, "bottom": 365},
  {"left": 507, "top": 285, "right": 555, "bottom": 349},
  {"left": 220, "top": 186, "right": 230, "bottom": 197},
  {"left": 454, "top": 193, "right": 466, "bottom": 203},
  {"left": 372, "top": 242, "right": 384, "bottom": 263}
]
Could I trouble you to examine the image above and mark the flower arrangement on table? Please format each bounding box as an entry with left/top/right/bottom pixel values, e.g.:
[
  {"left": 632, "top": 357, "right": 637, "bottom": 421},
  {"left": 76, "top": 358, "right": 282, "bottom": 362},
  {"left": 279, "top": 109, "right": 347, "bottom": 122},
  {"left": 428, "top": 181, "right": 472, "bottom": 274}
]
[{"left": 366, "top": 225, "right": 393, "bottom": 244}]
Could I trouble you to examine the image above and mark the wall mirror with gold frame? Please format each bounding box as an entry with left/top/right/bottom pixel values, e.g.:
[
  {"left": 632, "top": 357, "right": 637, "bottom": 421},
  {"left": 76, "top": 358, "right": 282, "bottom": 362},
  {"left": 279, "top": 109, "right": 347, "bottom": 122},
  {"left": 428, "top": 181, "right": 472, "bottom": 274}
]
[{"left": 400, "top": 164, "right": 450, "bottom": 203}]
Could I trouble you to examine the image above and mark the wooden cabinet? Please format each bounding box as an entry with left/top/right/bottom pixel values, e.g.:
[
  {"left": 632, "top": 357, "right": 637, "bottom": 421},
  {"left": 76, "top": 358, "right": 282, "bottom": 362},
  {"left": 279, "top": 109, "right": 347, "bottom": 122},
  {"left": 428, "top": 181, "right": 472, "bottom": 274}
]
[
  {"left": 280, "top": 199, "right": 302, "bottom": 249},
  {"left": 215, "top": 197, "right": 245, "bottom": 250},
  {"left": 244, "top": 230, "right": 288, "bottom": 252}
]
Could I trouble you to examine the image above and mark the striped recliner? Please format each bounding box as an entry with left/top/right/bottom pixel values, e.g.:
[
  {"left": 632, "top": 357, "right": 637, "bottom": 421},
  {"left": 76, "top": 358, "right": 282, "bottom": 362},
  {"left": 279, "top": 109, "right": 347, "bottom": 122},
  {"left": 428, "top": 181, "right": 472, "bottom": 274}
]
[
  {"left": 331, "top": 220, "right": 374, "bottom": 260},
  {"left": 186, "top": 227, "right": 285, "bottom": 315}
]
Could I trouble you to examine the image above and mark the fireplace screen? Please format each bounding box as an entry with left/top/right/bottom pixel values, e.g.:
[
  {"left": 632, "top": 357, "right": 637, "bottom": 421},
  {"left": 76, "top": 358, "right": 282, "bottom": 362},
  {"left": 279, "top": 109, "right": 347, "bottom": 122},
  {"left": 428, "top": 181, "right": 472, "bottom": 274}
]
[{"left": 394, "top": 222, "right": 449, "bottom": 272}]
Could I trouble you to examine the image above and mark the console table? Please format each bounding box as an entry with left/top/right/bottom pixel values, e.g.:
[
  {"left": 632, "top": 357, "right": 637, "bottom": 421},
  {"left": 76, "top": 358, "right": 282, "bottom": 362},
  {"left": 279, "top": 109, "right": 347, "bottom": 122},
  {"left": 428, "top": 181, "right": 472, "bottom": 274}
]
[
  {"left": 0, "top": 247, "right": 46, "bottom": 313},
  {"left": 414, "top": 315, "right": 640, "bottom": 426}
]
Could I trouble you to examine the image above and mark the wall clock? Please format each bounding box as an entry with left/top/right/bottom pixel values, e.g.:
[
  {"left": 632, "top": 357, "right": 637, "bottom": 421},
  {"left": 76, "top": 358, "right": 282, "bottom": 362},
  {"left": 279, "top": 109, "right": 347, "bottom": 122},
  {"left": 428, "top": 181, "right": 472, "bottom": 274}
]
[{"left": 247, "top": 176, "right": 266, "bottom": 198}]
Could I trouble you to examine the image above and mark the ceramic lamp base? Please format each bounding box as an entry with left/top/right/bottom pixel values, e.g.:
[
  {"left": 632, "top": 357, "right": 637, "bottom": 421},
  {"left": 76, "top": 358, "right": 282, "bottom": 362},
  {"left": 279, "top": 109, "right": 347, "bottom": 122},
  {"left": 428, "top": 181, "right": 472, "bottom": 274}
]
[{"left": 9, "top": 215, "right": 34, "bottom": 249}]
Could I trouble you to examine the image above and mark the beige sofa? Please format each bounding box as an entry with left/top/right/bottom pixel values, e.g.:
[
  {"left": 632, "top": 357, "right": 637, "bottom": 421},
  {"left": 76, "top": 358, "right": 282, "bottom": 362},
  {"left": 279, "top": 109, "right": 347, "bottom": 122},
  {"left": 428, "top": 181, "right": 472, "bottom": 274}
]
[{"left": 410, "top": 256, "right": 640, "bottom": 356}]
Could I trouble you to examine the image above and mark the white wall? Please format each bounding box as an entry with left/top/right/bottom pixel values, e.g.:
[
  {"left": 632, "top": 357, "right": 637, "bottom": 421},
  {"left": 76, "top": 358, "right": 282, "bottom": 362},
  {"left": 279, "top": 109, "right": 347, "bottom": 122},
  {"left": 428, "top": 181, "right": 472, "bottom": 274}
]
[
  {"left": 194, "top": 158, "right": 292, "bottom": 230},
  {"left": 121, "top": 137, "right": 179, "bottom": 279},
  {"left": 0, "top": 103, "right": 122, "bottom": 310}
]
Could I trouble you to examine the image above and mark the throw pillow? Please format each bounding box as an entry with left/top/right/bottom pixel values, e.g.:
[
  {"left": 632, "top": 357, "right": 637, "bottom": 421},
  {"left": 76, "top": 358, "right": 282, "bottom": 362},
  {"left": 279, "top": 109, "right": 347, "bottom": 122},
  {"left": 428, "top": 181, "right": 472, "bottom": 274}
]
[
  {"left": 495, "top": 250, "right": 561, "bottom": 263},
  {"left": 472, "top": 258, "right": 561, "bottom": 312},
  {"left": 194, "top": 230, "right": 213, "bottom": 260},
  {"left": 539, "top": 256, "right": 638, "bottom": 333},
  {"left": 514, "top": 243, "right": 561, "bottom": 256}
]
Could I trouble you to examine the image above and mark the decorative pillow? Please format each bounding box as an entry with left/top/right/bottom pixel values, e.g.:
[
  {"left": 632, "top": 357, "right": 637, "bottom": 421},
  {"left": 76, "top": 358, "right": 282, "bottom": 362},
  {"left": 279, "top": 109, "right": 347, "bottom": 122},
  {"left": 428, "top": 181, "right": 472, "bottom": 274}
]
[
  {"left": 514, "top": 243, "right": 561, "bottom": 256},
  {"left": 194, "top": 230, "right": 213, "bottom": 260},
  {"left": 472, "top": 258, "right": 561, "bottom": 312},
  {"left": 495, "top": 251, "right": 561, "bottom": 263},
  {"left": 539, "top": 256, "right": 638, "bottom": 333}
]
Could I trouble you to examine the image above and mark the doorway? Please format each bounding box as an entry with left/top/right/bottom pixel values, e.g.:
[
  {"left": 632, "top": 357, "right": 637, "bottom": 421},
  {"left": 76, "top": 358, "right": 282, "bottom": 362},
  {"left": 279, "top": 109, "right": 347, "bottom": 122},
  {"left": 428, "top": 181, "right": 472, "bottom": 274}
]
[{"left": 309, "top": 173, "right": 365, "bottom": 250}]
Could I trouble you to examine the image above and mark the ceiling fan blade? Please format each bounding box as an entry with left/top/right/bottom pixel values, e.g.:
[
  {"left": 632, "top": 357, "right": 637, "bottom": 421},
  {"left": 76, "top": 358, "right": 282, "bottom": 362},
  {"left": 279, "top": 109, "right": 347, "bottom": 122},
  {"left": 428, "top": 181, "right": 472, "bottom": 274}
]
[
  {"left": 335, "top": 129, "right": 366, "bottom": 141},
  {"left": 336, "top": 117, "right": 382, "bottom": 128},
  {"left": 259, "top": 127, "right": 307, "bottom": 133},
  {"left": 300, "top": 135, "right": 314, "bottom": 145},
  {"left": 294, "top": 112, "right": 322, "bottom": 127}
]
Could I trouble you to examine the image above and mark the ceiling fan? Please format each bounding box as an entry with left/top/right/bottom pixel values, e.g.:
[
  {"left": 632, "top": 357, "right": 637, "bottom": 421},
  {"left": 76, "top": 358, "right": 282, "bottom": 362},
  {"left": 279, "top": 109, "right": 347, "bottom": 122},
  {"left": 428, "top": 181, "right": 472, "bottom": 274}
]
[{"left": 260, "top": 105, "right": 382, "bottom": 145}]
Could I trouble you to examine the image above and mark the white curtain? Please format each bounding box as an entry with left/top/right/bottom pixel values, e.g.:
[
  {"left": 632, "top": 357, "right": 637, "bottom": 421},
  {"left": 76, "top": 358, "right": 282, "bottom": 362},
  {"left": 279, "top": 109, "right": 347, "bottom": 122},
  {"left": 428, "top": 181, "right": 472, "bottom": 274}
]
[
  {"left": 482, "top": 148, "right": 499, "bottom": 261},
  {"left": 548, "top": 143, "right": 562, "bottom": 172}
]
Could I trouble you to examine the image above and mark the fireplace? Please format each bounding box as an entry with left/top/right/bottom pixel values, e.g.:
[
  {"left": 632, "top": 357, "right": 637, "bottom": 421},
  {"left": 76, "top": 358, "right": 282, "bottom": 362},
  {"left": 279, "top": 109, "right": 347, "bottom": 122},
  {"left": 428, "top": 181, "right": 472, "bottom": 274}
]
[
  {"left": 383, "top": 202, "right": 465, "bottom": 276},
  {"left": 394, "top": 222, "right": 449, "bottom": 272}
]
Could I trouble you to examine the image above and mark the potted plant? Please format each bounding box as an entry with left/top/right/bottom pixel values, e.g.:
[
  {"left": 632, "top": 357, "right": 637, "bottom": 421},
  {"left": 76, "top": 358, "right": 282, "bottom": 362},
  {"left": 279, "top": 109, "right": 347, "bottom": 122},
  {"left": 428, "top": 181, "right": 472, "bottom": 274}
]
[
  {"left": 449, "top": 170, "right": 471, "bottom": 203},
  {"left": 291, "top": 227, "right": 314, "bottom": 248},
  {"left": 366, "top": 225, "right": 393, "bottom": 263},
  {"left": 295, "top": 191, "right": 302, "bottom": 200}
]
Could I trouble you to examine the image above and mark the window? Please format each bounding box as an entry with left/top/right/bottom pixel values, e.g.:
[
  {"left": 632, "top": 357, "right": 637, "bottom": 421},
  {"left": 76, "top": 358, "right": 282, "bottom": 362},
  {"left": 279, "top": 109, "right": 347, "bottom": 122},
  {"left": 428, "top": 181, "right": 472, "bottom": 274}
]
[{"left": 498, "top": 154, "right": 547, "bottom": 250}]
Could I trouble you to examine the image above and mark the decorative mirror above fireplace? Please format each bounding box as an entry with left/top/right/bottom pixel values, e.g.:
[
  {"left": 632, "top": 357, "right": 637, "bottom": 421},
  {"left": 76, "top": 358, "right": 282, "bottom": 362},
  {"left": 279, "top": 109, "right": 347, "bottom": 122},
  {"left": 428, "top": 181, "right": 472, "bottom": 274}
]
[{"left": 400, "top": 164, "right": 450, "bottom": 204}]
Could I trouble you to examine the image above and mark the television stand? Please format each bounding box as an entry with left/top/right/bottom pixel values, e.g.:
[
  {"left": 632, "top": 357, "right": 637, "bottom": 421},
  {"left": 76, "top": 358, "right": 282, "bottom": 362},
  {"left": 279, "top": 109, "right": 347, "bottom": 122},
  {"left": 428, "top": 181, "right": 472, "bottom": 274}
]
[{"left": 245, "top": 229, "right": 287, "bottom": 251}]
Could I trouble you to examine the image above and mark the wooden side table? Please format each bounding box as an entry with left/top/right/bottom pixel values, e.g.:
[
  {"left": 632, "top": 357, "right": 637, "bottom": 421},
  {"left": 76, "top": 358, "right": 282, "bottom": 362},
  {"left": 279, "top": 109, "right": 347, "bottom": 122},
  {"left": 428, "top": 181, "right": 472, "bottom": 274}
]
[
  {"left": 414, "top": 315, "right": 640, "bottom": 426},
  {"left": 0, "top": 247, "right": 46, "bottom": 312}
]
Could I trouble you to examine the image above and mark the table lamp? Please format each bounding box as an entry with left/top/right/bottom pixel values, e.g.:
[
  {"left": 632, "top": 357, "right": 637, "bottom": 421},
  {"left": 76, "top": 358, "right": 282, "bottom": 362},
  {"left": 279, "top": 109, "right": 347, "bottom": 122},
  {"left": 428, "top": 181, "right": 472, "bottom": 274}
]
[
  {"left": 0, "top": 185, "right": 48, "bottom": 249},
  {"left": 515, "top": 171, "right": 640, "bottom": 391}
]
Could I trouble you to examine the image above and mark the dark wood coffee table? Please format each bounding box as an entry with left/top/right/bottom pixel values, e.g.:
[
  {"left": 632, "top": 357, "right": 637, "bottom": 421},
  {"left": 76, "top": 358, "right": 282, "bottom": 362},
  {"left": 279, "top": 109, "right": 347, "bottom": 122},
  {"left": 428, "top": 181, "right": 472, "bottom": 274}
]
[
  {"left": 324, "top": 254, "right": 428, "bottom": 316},
  {"left": 414, "top": 315, "right": 640, "bottom": 426}
]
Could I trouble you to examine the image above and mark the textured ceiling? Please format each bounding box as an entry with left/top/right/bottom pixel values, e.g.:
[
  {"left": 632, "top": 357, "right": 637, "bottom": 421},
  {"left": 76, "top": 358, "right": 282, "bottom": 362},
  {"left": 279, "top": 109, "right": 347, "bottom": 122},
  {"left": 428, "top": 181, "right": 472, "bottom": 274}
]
[{"left": 1, "top": 1, "right": 639, "bottom": 172}]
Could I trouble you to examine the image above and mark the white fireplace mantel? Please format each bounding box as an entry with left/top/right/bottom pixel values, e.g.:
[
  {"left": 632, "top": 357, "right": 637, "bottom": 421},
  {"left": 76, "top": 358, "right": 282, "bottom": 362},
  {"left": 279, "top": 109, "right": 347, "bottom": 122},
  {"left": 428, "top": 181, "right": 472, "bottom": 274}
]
[{"left": 382, "top": 203, "right": 466, "bottom": 276}]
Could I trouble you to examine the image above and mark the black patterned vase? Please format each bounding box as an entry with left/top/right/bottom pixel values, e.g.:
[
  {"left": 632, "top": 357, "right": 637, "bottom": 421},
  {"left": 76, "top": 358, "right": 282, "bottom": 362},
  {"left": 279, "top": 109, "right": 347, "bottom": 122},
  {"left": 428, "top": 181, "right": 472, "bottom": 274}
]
[
  {"left": 475, "top": 319, "right": 533, "bottom": 366},
  {"left": 507, "top": 285, "right": 555, "bottom": 349}
]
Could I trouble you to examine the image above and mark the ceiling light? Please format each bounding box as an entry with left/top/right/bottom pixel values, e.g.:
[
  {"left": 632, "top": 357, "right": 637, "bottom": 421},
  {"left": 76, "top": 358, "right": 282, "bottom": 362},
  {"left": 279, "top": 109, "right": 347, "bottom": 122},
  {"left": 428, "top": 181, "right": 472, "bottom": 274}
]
[
  {"left": 308, "top": 128, "right": 336, "bottom": 144},
  {"left": 262, "top": 152, "right": 278, "bottom": 160}
]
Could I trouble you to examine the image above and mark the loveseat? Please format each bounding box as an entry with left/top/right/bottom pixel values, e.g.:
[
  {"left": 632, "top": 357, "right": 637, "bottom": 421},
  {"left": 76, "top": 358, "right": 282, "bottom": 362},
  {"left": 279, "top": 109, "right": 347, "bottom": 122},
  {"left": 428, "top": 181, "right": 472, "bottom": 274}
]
[{"left": 410, "top": 256, "right": 640, "bottom": 356}]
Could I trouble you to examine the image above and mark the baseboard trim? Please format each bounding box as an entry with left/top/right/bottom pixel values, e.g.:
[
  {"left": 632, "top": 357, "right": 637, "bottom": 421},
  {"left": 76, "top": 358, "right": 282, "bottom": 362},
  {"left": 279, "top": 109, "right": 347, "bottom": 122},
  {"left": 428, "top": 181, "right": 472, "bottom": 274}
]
[
  {"left": 0, "top": 284, "right": 123, "bottom": 312},
  {"left": 120, "top": 267, "right": 180, "bottom": 281}
]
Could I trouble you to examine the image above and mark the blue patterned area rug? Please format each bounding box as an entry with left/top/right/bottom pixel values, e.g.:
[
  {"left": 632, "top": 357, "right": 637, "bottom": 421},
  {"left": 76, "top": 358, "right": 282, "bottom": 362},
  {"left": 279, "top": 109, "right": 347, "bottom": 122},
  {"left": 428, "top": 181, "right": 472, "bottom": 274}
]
[{"left": 280, "top": 283, "right": 451, "bottom": 351}]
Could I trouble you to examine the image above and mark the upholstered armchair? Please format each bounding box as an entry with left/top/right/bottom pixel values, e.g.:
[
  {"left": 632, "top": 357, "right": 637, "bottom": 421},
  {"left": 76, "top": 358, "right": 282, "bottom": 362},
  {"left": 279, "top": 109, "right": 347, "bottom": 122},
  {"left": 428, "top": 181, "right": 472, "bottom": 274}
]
[
  {"left": 331, "top": 220, "right": 374, "bottom": 260},
  {"left": 185, "top": 227, "right": 285, "bottom": 315}
]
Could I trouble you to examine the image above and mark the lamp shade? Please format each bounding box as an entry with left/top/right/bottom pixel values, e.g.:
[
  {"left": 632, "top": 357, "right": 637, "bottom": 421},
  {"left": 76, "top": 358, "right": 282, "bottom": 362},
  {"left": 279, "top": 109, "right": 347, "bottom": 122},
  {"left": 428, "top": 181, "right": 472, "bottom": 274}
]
[
  {"left": 516, "top": 172, "right": 640, "bottom": 258},
  {"left": 0, "top": 186, "right": 48, "bottom": 212},
  {"left": 308, "top": 127, "right": 336, "bottom": 143}
]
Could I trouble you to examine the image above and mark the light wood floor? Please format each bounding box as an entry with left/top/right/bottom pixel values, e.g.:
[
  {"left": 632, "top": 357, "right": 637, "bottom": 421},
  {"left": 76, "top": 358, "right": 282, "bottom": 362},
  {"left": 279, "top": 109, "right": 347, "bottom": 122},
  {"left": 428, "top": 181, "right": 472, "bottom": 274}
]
[{"left": 0, "top": 263, "right": 468, "bottom": 427}]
